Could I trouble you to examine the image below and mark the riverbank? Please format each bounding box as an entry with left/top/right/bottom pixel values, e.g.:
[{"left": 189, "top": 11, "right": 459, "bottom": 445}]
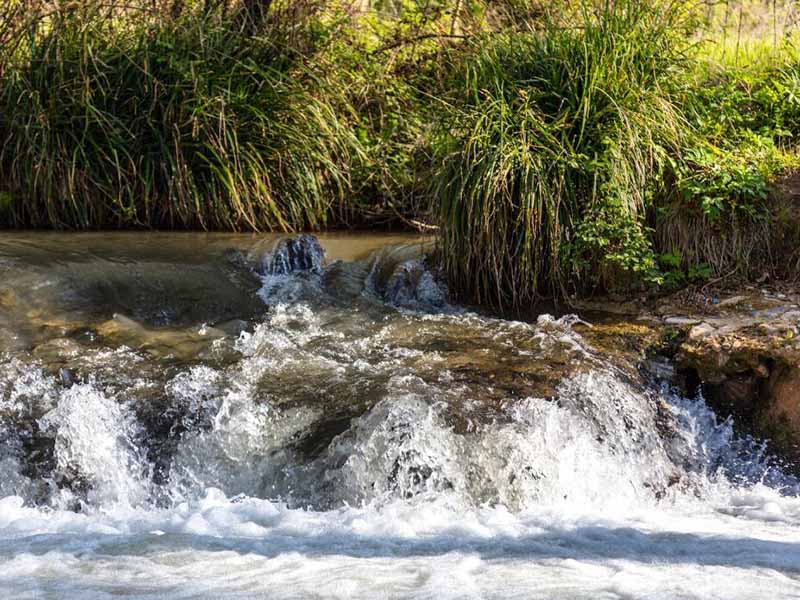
[
  {"left": 1, "top": 1, "right": 799, "bottom": 308},
  {"left": 571, "top": 282, "right": 800, "bottom": 470}
]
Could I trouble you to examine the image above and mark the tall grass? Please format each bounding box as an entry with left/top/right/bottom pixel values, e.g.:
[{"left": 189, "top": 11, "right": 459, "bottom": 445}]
[
  {"left": 434, "top": 1, "right": 694, "bottom": 307},
  {"left": 1, "top": 0, "right": 798, "bottom": 303},
  {"left": 0, "top": 1, "right": 368, "bottom": 230}
]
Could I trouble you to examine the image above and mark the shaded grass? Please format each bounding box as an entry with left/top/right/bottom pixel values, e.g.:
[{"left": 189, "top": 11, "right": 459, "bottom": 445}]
[{"left": 0, "top": 1, "right": 368, "bottom": 230}]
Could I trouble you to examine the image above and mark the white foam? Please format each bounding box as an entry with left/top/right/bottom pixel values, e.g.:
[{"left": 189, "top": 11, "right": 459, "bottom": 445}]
[
  {"left": 38, "top": 383, "right": 151, "bottom": 508},
  {"left": 0, "top": 486, "right": 799, "bottom": 599}
]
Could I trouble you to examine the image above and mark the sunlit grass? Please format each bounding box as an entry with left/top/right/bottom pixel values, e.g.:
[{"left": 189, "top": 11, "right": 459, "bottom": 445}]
[
  {"left": 433, "top": 0, "right": 695, "bottom": 306},
  {"left": 0, "top": 1, "right": 373, "bottom": 230}
]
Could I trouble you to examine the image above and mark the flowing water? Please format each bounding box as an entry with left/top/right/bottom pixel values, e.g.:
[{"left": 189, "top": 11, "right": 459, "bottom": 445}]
[{"left": 0, "top": 232, "right": 798, "bottom": 599}]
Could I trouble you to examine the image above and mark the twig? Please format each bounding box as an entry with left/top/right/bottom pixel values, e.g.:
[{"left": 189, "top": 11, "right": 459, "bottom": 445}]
[
  {"left": 734, "top": 4, "right": 743, "bottom": 66},
  {"left": 773, "top": 0, "right": 778, "bottom": 49},
  {"left": 450, "top": 0, "right": 461, "bottom": 36},
  {"left": 373, "top": 33, "right": 467, "bottom": 54},
  {"left": 701, "top": 267, "right": 738, "bottom": 293}
]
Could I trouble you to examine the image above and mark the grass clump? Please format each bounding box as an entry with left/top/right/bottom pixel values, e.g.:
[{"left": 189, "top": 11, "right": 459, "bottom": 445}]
[
  {"left": 436, "top": 2, "right": 800, "bottom": 307},
  {"left": 434, "top": 1, "right": 693, "bottom": 307},
  {"left": 656, "top": 41, "right": 800, "bottom": 280},
  {"left": 0, "top": 1, "right": 368, "bottom": 230}
]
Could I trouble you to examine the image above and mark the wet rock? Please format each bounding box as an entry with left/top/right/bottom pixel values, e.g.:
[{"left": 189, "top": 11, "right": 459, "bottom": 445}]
[
  {"left": 97, "top": 314, "right": 226, "bottom": 360},
  {"left": 704, "top": 374, "right": 761, "bottom": 421},
  {"left": 383, "top": 259, "right": 449, "bottom": 310},
  {"left": 58, "top": 367, "right": 78, "bottom": 387},
  {"left": 664, "top": 316, "right": 702, "bottom": 326},
  {"left": 0, "top": 288, "right": 17, "bottom": 308},
  {"left": 579, "top": 286, "right": 800, "bottom": 469},
  {"left": 575, "top": 320, "right": 661, "bottom": 378},
  {"left": 761, "top": 367, "right": 800, "bottom": 461},
  {"left": 321, "top": 260, "right": 370, "bottom": 301},
  {"left": 717, "top": 295, "right": 748, "bottom": 308},
  {"left": 32, "top": 338, "right": 83, "bottom": 363},
  {"left": 260, "top": 235, "right": 325, "bottom": 276},
  {"left": 642, "top": 357, "right": 675, "bottom": 382},
  {"left": 675, "top": 312, "right": 800, "bottom": 468},
  {"left": 688, "top": 322, "right": 716, "bottom": 340}
]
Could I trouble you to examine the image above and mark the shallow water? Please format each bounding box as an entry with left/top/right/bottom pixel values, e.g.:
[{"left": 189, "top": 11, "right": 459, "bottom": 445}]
[{"left": 0, "top": 232, "right": 798, "bottom": 599}]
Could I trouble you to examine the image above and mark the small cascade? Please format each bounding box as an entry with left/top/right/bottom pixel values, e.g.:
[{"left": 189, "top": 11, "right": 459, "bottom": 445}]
[
  {"left": 259, "top": 234, "right": 326, "bottom": 276},
  {"left": 0, "top": 233, "right": 799, "bottom": 599},
  {"left": 382, "top": 259, "right": 451, "bottom": 310},
  {"left": 2, "top": 295, "right": 795, "bottom": 513}
]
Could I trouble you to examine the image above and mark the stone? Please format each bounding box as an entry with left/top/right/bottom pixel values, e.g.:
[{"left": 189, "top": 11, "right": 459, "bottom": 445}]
[
  {"left": 664, "top": 316, "right": 702, "bottom": 326},
  {"left": 0, "top": 288, "right": 17, "bottom": 308},
  {"left": 260, "top": 234, "right": 325, "bottom": 276},
  {"left": 384, "top": 259, "right": 449, "bottom": 310},
  {"left": 763, "top": 367, "right": 800, "bottom": 460},
  {"left": 688, "top": 322, "right": 716, "bottom": 340},
  {"left": 704, "top": 374, "right": 759, "bottom": 421},
  {"left": 58, "top": 367, "right": 78, "bottom": 386},
  {"left": 717, "top": 295, "right": 747, "bottom": 308},
  {"left": 781, "top": 310, "right": 800, "bottom": 323}
]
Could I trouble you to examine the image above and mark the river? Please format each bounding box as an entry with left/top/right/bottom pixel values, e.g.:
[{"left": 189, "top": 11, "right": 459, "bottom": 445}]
[{"left": 0, "top": 232, "right": 798, "bottom": 599}]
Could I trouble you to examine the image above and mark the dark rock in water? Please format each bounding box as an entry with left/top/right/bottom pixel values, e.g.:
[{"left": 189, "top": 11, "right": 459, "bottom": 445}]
[
  {"left": 260, "top": 235, "right": 325, "bottom": 276},
  {"left": 384, "top": 259, "right": 449, "bottom": 310},
  {"left": 58, "top": 367, "right": 78, "bottom": 387},
  {"left": 760, "top": 366, "right": 800, "bottom": 462},
  {"left": 321, "top": 260, "right": 371, "bottom": 302}
]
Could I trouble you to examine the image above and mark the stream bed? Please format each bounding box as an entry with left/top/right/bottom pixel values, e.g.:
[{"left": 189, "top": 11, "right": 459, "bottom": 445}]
[{"left": 0, "top": 232, "right": 798, "bottom": 599}]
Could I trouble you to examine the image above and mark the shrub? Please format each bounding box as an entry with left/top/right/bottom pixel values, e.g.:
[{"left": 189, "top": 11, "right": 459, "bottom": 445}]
[{"left": 653, "top": 42, "right": 800, "bottom": 277}]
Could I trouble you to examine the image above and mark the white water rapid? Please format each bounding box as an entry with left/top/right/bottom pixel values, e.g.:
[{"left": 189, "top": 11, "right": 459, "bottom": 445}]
[{"left": 0, "top": 234, "right": 798, "bottom": 599}]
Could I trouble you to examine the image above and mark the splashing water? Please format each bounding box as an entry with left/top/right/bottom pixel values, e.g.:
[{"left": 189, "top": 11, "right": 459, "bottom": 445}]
[{"left": 0, "top": 233, "right": 799, "bottom": 599}]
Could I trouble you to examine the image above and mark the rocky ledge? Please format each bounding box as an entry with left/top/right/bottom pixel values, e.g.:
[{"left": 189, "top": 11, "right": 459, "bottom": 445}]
[
  {"left": 672, "top": 291, "right": 800, "bottom": 463},
  {"left": 575, "top": 285, "right": 800, "bottom": 466}
]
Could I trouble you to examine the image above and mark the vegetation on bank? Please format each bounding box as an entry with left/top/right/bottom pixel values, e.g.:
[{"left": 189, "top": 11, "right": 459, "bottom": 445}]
[{"left": 0, "top": 0, "right": 798, "bottom": 307}]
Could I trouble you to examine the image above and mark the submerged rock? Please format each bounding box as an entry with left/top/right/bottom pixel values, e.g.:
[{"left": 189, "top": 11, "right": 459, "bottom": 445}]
[
  {"left": 383, "top": 259, "right": 449, "bottom": 310},
  {"left": 96, "top": 314, "right": 226, "bottom": 360},
  {"left": 58, "top": 367, "right": 78, "bottom": 387},
  {"left": 0, "top": 288, "right": 17, "bottom": 308}
]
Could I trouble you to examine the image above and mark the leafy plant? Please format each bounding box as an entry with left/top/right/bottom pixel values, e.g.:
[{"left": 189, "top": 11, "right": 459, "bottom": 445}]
[{"left": 673, "top": 138, "right": 781, "bottom": 223}]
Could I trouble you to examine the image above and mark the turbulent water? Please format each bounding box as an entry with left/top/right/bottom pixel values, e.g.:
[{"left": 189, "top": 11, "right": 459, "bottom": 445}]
[{"left": 0, "top": 232, "right": 799, "bottom": 599}]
